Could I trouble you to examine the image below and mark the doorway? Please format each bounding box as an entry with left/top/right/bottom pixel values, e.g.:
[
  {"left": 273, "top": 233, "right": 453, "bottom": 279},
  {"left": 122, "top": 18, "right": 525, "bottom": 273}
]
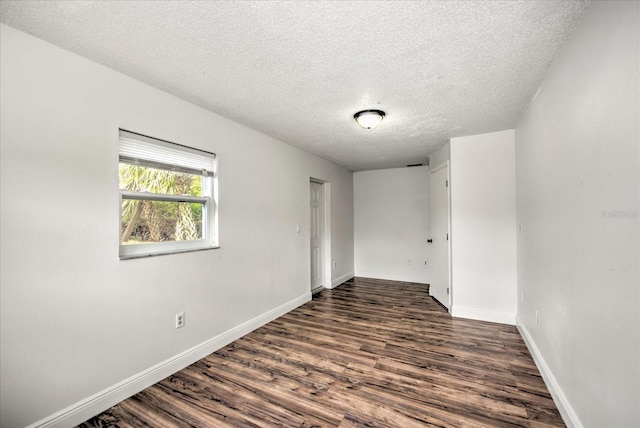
[
  {"left": 310, "top": 180, "right": 325, "bottom": 293},
  {"left": 429, "top": 162, "right": 451, "bottom": 309}
]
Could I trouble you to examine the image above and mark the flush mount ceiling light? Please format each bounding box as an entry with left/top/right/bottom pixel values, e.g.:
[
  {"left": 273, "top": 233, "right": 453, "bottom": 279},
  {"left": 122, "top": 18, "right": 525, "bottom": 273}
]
[{"left": 354, "top": 109, "right": 385, "bottom": 129}]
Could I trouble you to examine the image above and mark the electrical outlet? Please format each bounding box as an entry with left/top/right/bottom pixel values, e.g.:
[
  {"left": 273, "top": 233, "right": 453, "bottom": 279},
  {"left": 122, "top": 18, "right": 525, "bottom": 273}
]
[
  {"left": 332, "top": 261, "right": 337, "bottom": 269},
  {"left": 520, "top": 292, "right": 524, "bottom": 303},
  {"left": 535, "top": 310, "right": 538, "bottom": 325},
  {"left": 176, "top": 312, "right": 185, "bottom": 329}
]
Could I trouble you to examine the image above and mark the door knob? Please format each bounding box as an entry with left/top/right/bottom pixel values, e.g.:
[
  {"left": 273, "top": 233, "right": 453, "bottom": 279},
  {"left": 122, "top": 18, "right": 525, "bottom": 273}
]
[{"left": 427, "top": 239, "right": 433, "bottom": 243}]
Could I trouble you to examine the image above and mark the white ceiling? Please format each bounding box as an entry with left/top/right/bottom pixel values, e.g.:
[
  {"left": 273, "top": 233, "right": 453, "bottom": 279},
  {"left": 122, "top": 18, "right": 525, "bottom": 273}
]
[{"left": 0, "top": 0, "right": 589, "bottom": 171}]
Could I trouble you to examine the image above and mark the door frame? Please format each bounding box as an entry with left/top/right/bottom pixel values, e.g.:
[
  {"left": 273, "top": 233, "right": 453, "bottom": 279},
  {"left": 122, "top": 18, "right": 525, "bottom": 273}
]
[
  {"left": 310, "top": 178, "right": 332, "bottom": 291},
  {"left": 429, "top": 161, "right": 452, "bottom": 309}
]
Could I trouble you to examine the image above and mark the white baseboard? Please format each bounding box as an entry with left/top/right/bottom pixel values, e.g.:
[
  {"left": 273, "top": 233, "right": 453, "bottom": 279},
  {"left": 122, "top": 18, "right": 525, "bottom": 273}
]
[
  {"left": 450, "top": 305, "right": 516, "bottom": 325},
  {"left": 332, "top": 271, "right": 354, "bottom": 288},
  {"left": 354, "top": 271, "right": 428, "bottom": 284},
  {"left": 516, "top": 317, "right": 582, "bottom": 428},
  {"left": 28, "top": 293, "right": 311, "bottom": 428}
]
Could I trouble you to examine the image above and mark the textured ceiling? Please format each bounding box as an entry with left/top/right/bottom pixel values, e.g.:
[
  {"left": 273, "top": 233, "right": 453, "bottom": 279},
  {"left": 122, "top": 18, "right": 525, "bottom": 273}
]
[{"left": 0, "top": 0, "right": 589, "bottom": 171}]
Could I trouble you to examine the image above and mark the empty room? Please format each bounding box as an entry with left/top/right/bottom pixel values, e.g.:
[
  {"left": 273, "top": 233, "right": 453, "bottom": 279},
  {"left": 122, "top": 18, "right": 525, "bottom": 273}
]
[{"left": 0, "top": 1, "right": 638, "bottom": 427}]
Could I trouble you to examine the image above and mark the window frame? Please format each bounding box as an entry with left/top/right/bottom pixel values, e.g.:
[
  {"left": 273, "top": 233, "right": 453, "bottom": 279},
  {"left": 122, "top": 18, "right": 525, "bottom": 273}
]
[{"left": 118, "top": 129, "right": 218, "bottom": 259}]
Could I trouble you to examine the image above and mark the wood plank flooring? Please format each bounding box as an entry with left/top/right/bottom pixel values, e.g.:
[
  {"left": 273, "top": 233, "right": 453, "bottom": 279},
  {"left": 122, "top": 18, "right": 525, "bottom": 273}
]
[{"left": 78, "top": 277, "right": 564, "bottom": 427}]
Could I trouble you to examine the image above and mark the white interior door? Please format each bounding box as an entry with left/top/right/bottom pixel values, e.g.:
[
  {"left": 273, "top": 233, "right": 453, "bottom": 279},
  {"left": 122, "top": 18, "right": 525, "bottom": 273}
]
[
  {"left": 429, "top": 163, "right": 451, "bottom": 309},
  {"left": 310, "top": 180, "right": 324, "bottom": 291}
]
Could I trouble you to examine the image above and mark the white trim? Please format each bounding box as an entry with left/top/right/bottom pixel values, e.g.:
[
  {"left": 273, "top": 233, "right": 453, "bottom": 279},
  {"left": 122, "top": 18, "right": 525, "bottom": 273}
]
[
  {"left": 322, "top": 182, "right": 332, "bottom": 289},
  {"left": 445, "top": 160, "right": 452, "bottom": 310},
  {"left": 430, "top": 160, "right": 449, "bottom": 174},
  {"left": 120, "top": 191, "right": 208, "bottom": 204},
  {"left": 354, "top": 271, "right": 428, "bottom": 284},
  {"left": 428, "top": 160, "right": 452, "bottom": 309},
  {"left": 309, "top": 178, "right": 332, "bottom": 290},
  {"left": 119, "top": 239, "right": 217, "bottom": 259},
  {"left": 26, "top": 293, "right": 311, "bottom": 428},
  {"left": 451, "top": 305, "right": 515, "bottom": 325},
  {"left": 332, "top": 271, "right": 354, "bottom": 288},
  {"left": 516, "top": 317, "right": 582, "bottom": 428}
]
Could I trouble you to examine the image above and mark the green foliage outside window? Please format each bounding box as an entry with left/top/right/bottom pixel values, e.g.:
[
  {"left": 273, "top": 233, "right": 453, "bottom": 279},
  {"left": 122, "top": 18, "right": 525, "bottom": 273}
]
[{"left": 119, "top": 163, "right": 205, "bottom": 244}]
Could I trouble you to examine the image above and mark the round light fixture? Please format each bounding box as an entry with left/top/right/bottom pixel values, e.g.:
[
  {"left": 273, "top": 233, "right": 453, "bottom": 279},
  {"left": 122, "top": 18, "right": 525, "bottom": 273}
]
[{"left": 354, "top": 109, "right": 385, "bottom": 129}]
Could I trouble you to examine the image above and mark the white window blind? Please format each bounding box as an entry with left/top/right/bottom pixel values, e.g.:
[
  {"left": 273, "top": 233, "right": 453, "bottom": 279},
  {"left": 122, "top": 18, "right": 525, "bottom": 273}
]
[{"left": 119, "top": 129, "right": 216, "bottom": 177}]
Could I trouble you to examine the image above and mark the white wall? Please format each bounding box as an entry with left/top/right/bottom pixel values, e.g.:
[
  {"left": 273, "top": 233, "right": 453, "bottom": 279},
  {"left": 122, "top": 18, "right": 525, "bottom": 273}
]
[
  {"left": 429, "top": 142, "right": 450, "bottom": 168},
  {"left": 354, "top": 166, "right": 430, "bottom": 284},
  {"left": 450, "top": 130, "right": 518, "bottom": 324},
  {"left": 515, "top": 2, "right": 639, "bottom": 427},
  {"left": 0, "top": 24, "right": 354, "bottom": 428}
]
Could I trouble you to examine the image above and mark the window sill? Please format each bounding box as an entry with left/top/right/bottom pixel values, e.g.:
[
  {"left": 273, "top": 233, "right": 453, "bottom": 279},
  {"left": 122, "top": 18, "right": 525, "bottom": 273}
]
[{"left": 119, "top": 243, "right": 219, "bottom": 260}]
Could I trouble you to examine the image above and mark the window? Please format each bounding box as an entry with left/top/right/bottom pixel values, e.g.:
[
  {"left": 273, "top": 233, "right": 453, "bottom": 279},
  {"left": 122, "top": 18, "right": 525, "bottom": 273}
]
[{"left": 118, "top": 129, "right": 218, "bottom": 259}]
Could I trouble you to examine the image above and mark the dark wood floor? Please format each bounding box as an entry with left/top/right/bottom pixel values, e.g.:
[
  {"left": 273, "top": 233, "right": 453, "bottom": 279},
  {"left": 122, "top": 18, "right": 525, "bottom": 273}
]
[{"left": 78, "top": 277, "right": 564, "bottom": 427}]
